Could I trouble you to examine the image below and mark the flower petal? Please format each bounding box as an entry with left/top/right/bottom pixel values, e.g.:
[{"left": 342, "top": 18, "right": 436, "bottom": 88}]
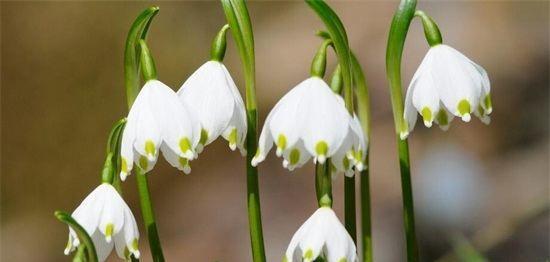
[
  {"left": 300, "top": 78, "right": 350, "bottom": 162},
  {"left": 160, "top": 143, "right": 191, "bottom": 174},
  {"left": 178, "top": 61, "right": 235, "bottom": 147},
  {"left": 147, "top": 80, "right": 198, "bottom": 160},
  {"left": 91, "top": 229, "right": 114, "bottom": 262},
  {"left": 268, "top": 79, "right": 310, "bottom": 156},
  {"left": 430, "top": 45, "right": 481, "bottom": 121},
  {"left": 282, "top": 140, "right": 312, "bottom": 171}
]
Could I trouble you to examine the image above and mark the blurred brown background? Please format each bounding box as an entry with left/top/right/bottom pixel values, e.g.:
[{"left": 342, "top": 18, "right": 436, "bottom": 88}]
[{"left": 1, "top": 1, "right": 548, "bottom": 261}]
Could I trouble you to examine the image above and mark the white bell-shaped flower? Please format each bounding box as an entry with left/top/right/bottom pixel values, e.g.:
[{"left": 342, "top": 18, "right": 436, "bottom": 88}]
[
  {"left": 251, "top": 77, "right": 365, "bottom": 174},
  {"left": 284, "top": 207, "right": 357, "bottom": 262},
  {"left": 402, "top": 44, "right": 492, "bottom": 139},
  {"left": 177, "top": 61, "right": 247, "bottom": 154},
  {"left": 331, "top": 115, "right": 368, "bottom": 177},
  {"left": 64, "top": 184, "right": 140, "bottom": 262},
  {"left": 120, "top": 79, "right": 200, "bottom": 180}
]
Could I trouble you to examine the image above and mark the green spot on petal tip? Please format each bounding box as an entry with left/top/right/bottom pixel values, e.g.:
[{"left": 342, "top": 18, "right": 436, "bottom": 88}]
[
  {"left": 145, "top": 140, "right": 156, "bottom": 156},
  {"left": 228, "top": 128, "right": 238, "bottom": 147},
  {"left": 277, "top": 134, "right": 287, "bottom": 151},
  {"left": 303, "top": 249, "right": 314, "bottom": 260},
  {"left": 436, "top": 109, "right": 449, "bottom": 126},
  {"left": 105, "top": 223, "right": 114, "bottom": 240},
  {"left": 121, "top": 158, "right": 128, "bottom": 173},
  {"left": 289, "top": 148, "right": 300, "bottom": 165},
  {"left": 139, "top": 156, "right": 148, "bottom": 170},
  {"left": 315, "top": 141, "right": 328, "bottom": 156},
  {"left": 421, "top": 107, "right": 432, "bottom": 126},
  {"left": 179, "top": 137, "right": 192, "bottom": 154},
  {"left": 457, "top": 99, "right": 471, "bottom": 116},
  {"left": 199, "top": 129, "right": 209, "bottom": 145},
  {"left": 484, "top": 94, "right": 492, "bottom": 113}
]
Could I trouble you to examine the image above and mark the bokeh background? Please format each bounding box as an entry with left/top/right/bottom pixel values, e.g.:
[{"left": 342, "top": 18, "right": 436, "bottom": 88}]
[{"left": 1, "top": 1, "right": 548, "bottom": 261}]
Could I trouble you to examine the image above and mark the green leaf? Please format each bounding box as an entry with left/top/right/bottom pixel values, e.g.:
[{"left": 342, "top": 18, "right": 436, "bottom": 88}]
[
  {"left": 306, "top": 0, "right": 353, "bottom": 113},
  {"left": 124, "top": 6, "right": 159, "bottom": 108},
  {"left": 55, "top": 211, "right": 98, "bottom": 262}
]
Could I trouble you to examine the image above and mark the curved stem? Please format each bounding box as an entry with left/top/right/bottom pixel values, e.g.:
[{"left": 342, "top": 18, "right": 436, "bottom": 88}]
[
  {"left": 124, "top": 7, "right": 159, "bottom": 108},
  {"left": 305, "top": 0, "right": 356, "bottom": 243},
  {"left": 123, "top": 8, "right": 164, "bottom": 261},
  {"left": 386, "top": 0, "right": 419, "bottom": 261},
  {"left": 221, "top": 1, "right": 265, "bottom": 261},
  {"left": 136, "top": 168, "right": 164, "bottom": 262},
  {"left": 351, "top": 53, "right": 373, "bottom": 262},
  {"left": 210, "top": 24, "right": 230, "bottom": 62},
  {"left": 315, "top": 162, "right": 332, "bottom": 207},
  {"left": 55, "top": 211, "right": 98, "bottom": 262},
  {"left": 414, "top": 10, "right": 442, "bottom": 47}
]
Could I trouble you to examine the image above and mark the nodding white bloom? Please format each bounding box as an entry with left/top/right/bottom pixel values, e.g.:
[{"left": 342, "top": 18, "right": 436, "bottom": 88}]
[
  {"left": 177, "top": 61, "right": 247, "bottom": 154},
  {"left": 251, "top": 77, "right": 366, "bottom": 174},
  {"left": 402, "top": 44, "right": 492, "bottom": 139},
  {"left": 284, "top": 207, "right": 357, "bottom": 262},
  {"left": 120, "top": 79, "right": 200, "bottom": 180},
  {"left": 64, "top": 184, "right": 140, "bottom": 261}
]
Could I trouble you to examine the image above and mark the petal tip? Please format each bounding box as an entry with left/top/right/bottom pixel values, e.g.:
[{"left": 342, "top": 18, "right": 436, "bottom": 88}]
[{"left": 461, "top": 113, "right": 471, "bottom": 122}]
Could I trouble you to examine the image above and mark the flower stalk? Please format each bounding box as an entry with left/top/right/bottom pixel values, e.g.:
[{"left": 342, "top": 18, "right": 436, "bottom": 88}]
[
  {"left": 55, "top": 211, "right": 98, "bottom": 262},
  {"left": 351, "top": 52, "right": 373, "bottom": 262},
  {"left": 220, "top": 1, "right": 266, "bottom": 261},
  {"left": 386, "top": 0, "right": 419, "bottom": 261},
  {"left": 305, "top": 0, "right": 357, "bottom": 243},
  {"left": 123, "top": 8, "right": 164, "bottom": 261},
  {"left": 210, "top": 24, "right": 230, "bottom": 62}
]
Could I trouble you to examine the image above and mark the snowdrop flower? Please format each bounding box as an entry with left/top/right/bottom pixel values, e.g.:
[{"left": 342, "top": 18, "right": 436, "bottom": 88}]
[
  {"left": 120, "top": 79, "right": 200, "bottom": 180},
  {"left": 251, "top": 77, "right": 366, "bottom": 174},
  {"left": 402, "top": 44, "right": 492, "bottom": 139},
  {"left": 64, "top": 184, "right": 140, "bottom": 261},
  {"left": 177, "top": 60, "right": 247, "bottom": 154},
  {"left": 284, "top": 207, "right": 357, "bottom": 262}
]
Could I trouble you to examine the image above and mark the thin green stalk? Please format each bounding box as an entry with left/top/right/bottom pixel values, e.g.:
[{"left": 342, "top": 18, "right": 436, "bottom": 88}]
[
  {"left": 305, "top": 0, "right": 357, "bottom": 242},
  {"left": 220, "top": 1, "right": 265, "bottom": 261},
  {"left": 124, "top": 7, "right": 159, "bottom": 108},
  {"left": 351, "top": 53, "right": 373, "bottom": 262},
  {"left": 55, "top": 211, "right": 98, "bottom": 262},
  {"left": 123, "top": 8, "right": 164, "bottom": 261},
  {"left": 386, "top": 0, "right": 419, "bottom": 261},
  {"left": 315, "top": 162, "right": 332, "bottom": 207},
  {"left": 136, "top": 168, "right": 164, "bottom": 262}
]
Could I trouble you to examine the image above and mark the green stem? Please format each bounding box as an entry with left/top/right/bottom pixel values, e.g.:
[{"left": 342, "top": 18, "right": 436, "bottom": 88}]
[
  {"left": 123, "top": 7, "right": 163, "bottom": 261},
  {"left": 210, "top": 24, "right": 230, "bottom": 62},
  {"left": 344, "top": 176, "right": 356, "bottom": 242},
  {"left": 105, "top": 118, "right": 126, "bottom": 193},
  {"left": 138, "top": 40, "right": 157, "bottom": 81},
  {"left": 386, "top": 0, "right": 419, "bottom": 261},
  {"left": 310, "top": 39, "right": 332, "bottom": 78},
  {"left": 414, "top": 10, "right": 442, "bottom": 47},
  {"left": 305, "top": 0, "right": 356, "bottom": 242},
  {"left": 123, "top": 7, "right": 159, "bottom": 108},
  {"left": 329, "top": 64, "right": 343, "bottom": 94},
  {"left": 315, "top": 162, "right": 332, "bottom": 207},
  {"left": 54, "top": 211, "right": 98, "bottom": 262},
  {"left": 136, "top": 168, "right": 164, "bottom": 262},
  {"left": 351, "top": 53, "right": 373, "bottom": 262},
  {"left": 221, "top": 1, "right": 265, "bottom": 261}
]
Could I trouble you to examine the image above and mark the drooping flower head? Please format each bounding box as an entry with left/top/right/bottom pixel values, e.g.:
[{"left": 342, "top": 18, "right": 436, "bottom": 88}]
[
  {"left": 64, "top": 184, "right": 140, "bottom": 261},
  {"left": 284, "top": 207, "right": 357, "bottom": 262},
  {"left": 120, "top": 79, "right": 200, "bottom": 180},
  {"left": 402, "top": 44, "right": 492, "bottom": 139},
  {"left": 177, "top": 60, "right": 247, "bottom": 154},
  {"left": 251, "top": 77, "right": 366, "bottom": 175}
]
